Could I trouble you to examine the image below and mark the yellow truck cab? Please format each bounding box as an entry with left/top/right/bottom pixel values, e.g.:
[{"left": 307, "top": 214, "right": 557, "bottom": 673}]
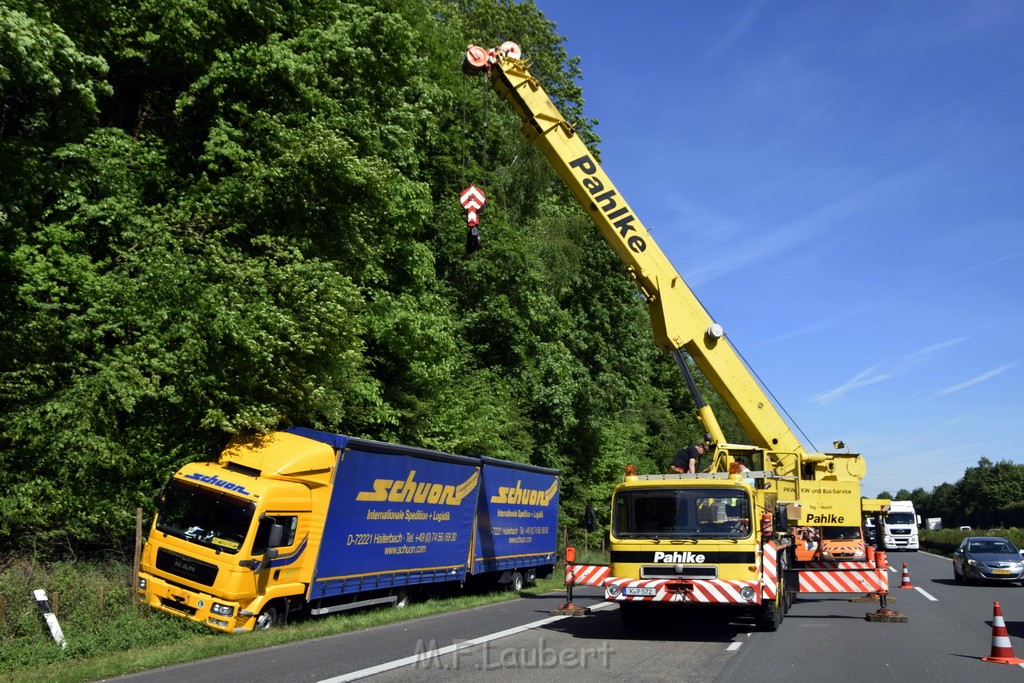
[{"left": 818, "top": 526, "right": 866, "bottom": 562}]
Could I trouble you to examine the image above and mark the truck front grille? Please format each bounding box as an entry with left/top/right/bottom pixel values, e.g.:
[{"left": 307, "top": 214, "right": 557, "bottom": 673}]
[
  {"left": 155, "top": 549, "right": 218, "bottom": 586},
  {"left": 159, "top": 597, "right": 197, "bottom": 616},
  {"left": 641, "top": 565, "right": 718, "bottom": 580}
]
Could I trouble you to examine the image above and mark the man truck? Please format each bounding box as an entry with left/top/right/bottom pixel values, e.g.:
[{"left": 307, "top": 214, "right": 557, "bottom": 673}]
[
  {"left": 463, "top": 41, "right": 888, "bottom": 630},
  {"left": 879, "top": 500, "right": 920, "bottom": 551},
  {"left": 138, "top": 427, "right": 559, "bottom": 632}
]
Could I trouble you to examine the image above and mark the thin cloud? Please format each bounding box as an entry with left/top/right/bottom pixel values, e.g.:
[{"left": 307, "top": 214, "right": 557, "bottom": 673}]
[
  {"left": 905, "top": 337, "right": 968, "bottom": 362},
  {"left": 698, "top": 0, "right": 768, "bottom": 67},
  {"left": 812, "top": 337, "right": 968, "bottom": 404},
  {"left": 931, "top": 363, "right": 1017, "bottom": 398},
  {"left": 765, "top": 304, "right": 874, "bottom": 345},
  {"left": 812, "top": 365, "right": 890, "bottom": 404},
  {"left": 956, "top": 249, "right": 1024, "bottom": 277},
  {"left": 683, "top": 162, "right": 950, "bottom": 287}
]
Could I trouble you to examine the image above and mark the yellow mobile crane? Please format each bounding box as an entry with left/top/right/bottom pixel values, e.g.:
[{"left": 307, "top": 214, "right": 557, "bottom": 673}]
[{"left": 463, "top": 42, "right": 892, "bottom": 630}]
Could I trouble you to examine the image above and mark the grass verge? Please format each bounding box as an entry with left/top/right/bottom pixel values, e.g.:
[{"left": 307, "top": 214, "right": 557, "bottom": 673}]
[{"left": 1, "top": 557, "right": 564, "bottom": 683}]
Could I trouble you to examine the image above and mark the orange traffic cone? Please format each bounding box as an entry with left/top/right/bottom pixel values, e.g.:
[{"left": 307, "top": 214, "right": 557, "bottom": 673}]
[
  {"left": 982, "top": 601, "right": 1024, "bottom": 665},
  {"left": 899, "top": 562, "right": 914, "bottom": 589}
]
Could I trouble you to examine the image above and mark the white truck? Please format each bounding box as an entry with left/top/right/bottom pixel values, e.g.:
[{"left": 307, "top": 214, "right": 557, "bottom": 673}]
[{"left": 880, "top": 500, "right": 920, "bottom": 551}]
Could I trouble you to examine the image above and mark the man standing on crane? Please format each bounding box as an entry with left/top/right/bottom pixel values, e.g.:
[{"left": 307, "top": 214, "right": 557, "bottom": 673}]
[{"left": 669, "top": 442, "right": 706, "bottom": 474}]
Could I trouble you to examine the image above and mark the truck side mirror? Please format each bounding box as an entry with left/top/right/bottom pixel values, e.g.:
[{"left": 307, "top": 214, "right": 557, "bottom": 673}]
[{"left": 267, "top": 523, "right": 284, "bottom": 549}]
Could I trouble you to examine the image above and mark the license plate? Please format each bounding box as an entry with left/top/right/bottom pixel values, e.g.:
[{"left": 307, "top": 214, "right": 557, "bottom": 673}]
[
  {"left": 623, "top": 586, "right": 657, "bottom": 597},
  {"left": 992, "top": 569, "right": 1012, "bottom": 576}
]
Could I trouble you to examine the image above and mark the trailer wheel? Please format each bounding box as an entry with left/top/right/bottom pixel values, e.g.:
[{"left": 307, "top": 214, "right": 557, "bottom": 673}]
[
  {"left": 254, "top": 603, "right": 281, "bottom": 630},
  {"left": 509, "top": 571, "right": 525, "bottom": 592}
]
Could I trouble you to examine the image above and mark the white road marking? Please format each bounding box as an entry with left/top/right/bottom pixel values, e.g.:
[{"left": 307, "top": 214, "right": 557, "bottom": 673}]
[
  {"left": 915, "top": 587, "right": 938, "bottom": 601},
  {"left": 316, "top": 601, "right": 616, "bottom": 683}
]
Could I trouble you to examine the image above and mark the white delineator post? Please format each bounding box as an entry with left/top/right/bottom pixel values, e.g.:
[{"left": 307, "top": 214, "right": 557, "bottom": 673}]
[{"left": 33, "top": 589, "right": 67, "bottom": 649}]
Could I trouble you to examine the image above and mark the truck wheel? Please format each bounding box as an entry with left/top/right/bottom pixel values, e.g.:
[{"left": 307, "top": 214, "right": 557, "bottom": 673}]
[
  {"left": 756, "top": 579, "right": 785, "bottom": 632},
  {"left": 254, "top": 604, "right": 280, "bottom": 630},
  {"left": 779, "top": 551, "right": 793, "bottom": 612},
  {"left": 756, "top": 598, "right": 782, "bottom": 631},
  {"left": 509, "top": 571, "right": 524, "bottom": 592}
]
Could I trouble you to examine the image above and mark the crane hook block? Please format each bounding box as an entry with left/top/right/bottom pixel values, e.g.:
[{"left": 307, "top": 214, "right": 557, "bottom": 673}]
[
  {"left": 463, "top": 45, "right": 491, "bottom": 74},
  {"left": 460, "top": 185, "right": 487, "bottom": 227}
]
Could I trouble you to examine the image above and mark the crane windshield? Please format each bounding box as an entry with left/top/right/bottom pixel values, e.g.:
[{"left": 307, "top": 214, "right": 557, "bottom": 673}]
[{"left": 613, "top": 488, "right": 751, "bottom": 539}]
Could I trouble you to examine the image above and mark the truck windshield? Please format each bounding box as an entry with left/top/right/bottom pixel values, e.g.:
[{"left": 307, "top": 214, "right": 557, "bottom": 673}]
[
  {"left": 886, "top": 513, "right": 916, "bottom": 525},
  {"left": 613, "top": 488, "right": 751, "bottom": 539},
  {"left": 821, "top": 526, "right": 861, "bottom": 540},
  {"left": 156, "top": 480, "right": 255, "bottom": 554}
]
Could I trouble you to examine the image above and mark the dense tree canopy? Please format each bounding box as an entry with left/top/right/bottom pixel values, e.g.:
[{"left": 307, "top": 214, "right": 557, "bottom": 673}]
[
  {"left": 1, "top": 0, "right": 711, "bottom": 551},
  {"left": 881, "top": 458, "right": 1024, "bottom": 530}
]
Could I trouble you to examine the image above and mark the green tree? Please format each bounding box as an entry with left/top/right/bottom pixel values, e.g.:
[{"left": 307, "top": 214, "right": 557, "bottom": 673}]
[
  {"left": 0, "top": 0, "right": 706, "bottom": 550},
  {"left": 928, "top": 482, "right": 959, "bottom": 526},
  {"left": 957, "top": 458, "right": 1024, "bottom": 528},
  {"left": 907, "top": 487, "right": 930, "bottom": 514}
]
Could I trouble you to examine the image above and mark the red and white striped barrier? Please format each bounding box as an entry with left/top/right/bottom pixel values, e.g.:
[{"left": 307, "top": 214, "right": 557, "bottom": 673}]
[
  {"left": 803, "top": 561, "right": 876, "bottom": 570},
  {"left": 605, "top": 577, "right": 761, "bottom": 604},
  {"left": 564, "top": 563, "right": 611, "bottom": 587},
  {"left": 761, "top": 541, "right": 779, "bottom": 601},
  {"left": 796, "top": 568, "right": 887, "bottom": 593}
]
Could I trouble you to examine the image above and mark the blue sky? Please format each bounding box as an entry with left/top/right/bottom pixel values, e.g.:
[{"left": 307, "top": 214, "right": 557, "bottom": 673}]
[{"left": 533, "top": 1, "right": 1024, "bottom": 497}]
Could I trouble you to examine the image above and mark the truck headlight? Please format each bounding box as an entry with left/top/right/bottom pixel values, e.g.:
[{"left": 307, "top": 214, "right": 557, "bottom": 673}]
[
  {"left": 740, "top": 586, "right": 756, "bottom": 601},
  {"left": 606, "top": 584, "right": 621, "bottom": 597},
  {"left": 137, "top": 577, "right": 147, "bottom": 591},
  {"left": 211, "top": 602, "right": 235, "bottom": 617}
]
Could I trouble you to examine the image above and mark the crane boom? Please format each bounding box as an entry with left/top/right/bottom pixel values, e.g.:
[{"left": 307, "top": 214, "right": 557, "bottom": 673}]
[{"left": 464, "top": 43, "right": 802, "bottom": 456}]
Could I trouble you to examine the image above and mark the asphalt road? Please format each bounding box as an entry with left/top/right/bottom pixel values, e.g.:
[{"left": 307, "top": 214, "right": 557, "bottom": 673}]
[{"left": 108, "top": 552, "right": 1024, "bottom": 682}]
